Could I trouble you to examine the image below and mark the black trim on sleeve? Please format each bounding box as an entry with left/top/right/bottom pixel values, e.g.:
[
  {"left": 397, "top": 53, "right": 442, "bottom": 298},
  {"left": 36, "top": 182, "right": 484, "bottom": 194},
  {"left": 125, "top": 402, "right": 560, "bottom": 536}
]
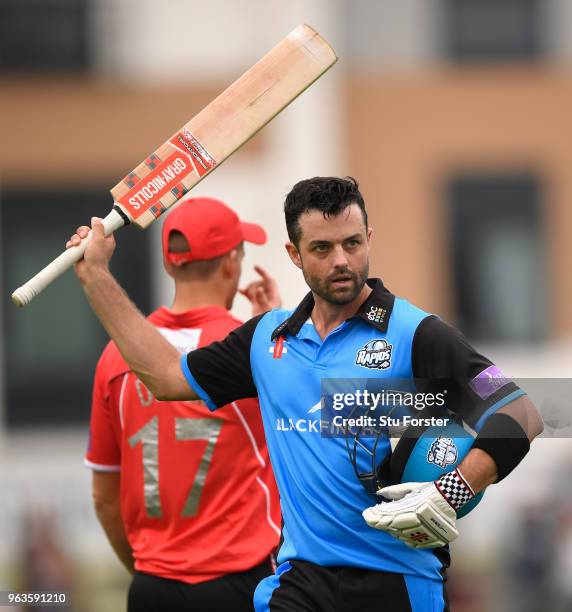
[
  {"left": 412, "top": 316, "right": 521, "bottom": 428},
  {"left": 186, "top": 313, "right": 264, "bottom": 408}
]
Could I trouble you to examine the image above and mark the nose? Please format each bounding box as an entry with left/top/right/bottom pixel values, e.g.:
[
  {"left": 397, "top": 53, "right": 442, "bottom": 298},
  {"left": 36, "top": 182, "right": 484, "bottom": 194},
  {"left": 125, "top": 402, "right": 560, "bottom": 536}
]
[{"left": 331, "top": 244, "right": 349, "bottom": 268}]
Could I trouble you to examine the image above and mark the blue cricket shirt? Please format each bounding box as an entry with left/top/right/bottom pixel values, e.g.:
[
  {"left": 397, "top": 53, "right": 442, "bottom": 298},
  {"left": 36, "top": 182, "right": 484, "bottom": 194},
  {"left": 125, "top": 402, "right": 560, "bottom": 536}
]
[{"left": 181, "top": 279, "right": 524, "bottom": 580}]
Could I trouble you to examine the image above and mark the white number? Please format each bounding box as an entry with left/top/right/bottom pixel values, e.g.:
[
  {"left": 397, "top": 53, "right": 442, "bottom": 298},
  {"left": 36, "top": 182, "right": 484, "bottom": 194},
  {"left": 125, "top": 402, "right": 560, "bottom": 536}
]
[
  {"left": 135, "top": 379, "right": 154, "bottom": 407},
  {"left": 129, "top": 416, "right": 223, "bottom": 518}
]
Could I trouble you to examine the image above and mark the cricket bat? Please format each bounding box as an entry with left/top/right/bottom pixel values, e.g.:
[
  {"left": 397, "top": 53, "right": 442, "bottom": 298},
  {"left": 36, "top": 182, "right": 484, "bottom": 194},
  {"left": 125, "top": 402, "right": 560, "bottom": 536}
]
[{"left": 11, "top": 24, "right": 337, "bottom": 307}]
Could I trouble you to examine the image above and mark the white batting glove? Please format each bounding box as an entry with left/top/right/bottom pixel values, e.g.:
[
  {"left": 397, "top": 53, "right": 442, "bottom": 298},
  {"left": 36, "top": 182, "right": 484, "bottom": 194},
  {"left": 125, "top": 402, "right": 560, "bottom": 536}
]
[{"left": 362, "top": 469, "right": 475, "bottom": 549}]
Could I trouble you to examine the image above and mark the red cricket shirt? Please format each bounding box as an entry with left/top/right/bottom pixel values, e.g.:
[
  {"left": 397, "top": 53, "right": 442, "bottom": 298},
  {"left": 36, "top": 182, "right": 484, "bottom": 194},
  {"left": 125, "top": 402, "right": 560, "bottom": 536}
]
[{"left": 85, "top": 306, "right": 280, "bottom": 584}]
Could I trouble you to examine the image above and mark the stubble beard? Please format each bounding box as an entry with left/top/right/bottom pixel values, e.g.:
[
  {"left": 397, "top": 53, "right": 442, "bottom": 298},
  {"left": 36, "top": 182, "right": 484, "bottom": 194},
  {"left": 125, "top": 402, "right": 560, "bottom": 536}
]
[{"left": 303, "top": 263, "right": 369, "bottom": 306}]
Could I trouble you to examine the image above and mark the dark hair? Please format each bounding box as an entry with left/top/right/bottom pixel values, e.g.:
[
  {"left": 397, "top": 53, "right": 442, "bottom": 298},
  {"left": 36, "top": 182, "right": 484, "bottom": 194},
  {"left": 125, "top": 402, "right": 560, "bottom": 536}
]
[{"left": 284, "top": 176, "right": 368, "bottom": 246}]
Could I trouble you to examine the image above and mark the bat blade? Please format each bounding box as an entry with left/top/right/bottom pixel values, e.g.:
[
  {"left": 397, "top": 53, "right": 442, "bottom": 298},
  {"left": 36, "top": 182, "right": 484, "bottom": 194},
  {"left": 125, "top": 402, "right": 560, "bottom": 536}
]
[
  {"left": 11, "top": 24, "right": 337, "bottom": 307},
  {"left": 111, "top": 23, "right": 337, "bottom": 229}
]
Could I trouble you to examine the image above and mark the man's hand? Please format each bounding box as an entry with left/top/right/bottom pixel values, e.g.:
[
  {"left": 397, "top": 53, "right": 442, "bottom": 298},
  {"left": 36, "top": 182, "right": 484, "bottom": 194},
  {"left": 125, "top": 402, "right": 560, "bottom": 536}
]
[
  {"left": 239, "top": 265, "right": 282, "bottom": 317},
  {"left": 66, "top": 217, "right": 115, "bottom": 284},
  {"left": 362, "top": 481, "right": 459, "bottom": 549},
  {"left": 363, "top": 468, "right": 475, "bottom": 548}
]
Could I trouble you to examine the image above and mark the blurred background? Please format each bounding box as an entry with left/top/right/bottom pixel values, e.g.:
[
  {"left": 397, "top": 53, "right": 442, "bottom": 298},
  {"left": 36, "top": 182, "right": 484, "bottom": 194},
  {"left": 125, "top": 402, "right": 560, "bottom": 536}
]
[{"left": 1, "top": 0, "right": 572, "bottom": 610}]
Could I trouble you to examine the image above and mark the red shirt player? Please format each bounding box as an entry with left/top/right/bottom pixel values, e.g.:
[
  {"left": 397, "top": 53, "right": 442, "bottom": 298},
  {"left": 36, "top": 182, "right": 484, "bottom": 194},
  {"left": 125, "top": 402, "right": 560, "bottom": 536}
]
[{"left": 85, "top": 198, "right": 281, "bottom": 612}]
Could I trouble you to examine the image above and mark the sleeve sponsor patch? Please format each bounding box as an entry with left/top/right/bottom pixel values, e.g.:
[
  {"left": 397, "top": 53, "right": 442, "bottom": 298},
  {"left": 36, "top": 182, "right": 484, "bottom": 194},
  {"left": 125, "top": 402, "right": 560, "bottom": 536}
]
[{"left": 469, "top": 365, "right": 510, "bottom": 400}]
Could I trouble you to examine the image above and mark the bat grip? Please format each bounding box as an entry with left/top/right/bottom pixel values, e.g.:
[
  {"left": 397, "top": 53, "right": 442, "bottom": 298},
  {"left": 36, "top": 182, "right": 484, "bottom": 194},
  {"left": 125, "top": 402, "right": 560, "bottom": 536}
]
[{"left": 11, "top": 209, "right": 126, "bottom": 308}]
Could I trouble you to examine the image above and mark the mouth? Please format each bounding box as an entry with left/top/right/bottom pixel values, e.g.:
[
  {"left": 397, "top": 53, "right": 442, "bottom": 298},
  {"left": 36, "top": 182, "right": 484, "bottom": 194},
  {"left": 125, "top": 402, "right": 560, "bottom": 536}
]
[{"left": 329, "top": 276, "right": 354, "bottom": 288}]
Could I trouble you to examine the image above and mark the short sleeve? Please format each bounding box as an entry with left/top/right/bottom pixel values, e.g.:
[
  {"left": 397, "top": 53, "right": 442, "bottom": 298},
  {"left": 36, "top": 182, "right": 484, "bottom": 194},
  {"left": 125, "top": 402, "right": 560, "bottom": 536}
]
[
  {"left": 84, "top": 359, "right": 122, "bottom": 472},
  {"left": 182, "top": 314, "right": 263, "bottom": 409},
  {"left": 412, "top": 316, "right": 525, "bottom": 430}
]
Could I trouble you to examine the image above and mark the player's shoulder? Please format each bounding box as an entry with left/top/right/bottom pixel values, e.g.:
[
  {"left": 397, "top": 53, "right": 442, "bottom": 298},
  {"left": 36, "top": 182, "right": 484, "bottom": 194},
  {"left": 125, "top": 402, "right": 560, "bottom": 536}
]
[
  {"left": 262, "top": 307, "right": 295, "bottom": 323},
  {"left": 95, "top": 340, "right": 130, "bottom": 383},
  {"left": 390, "top": 293, "right": 464, "bottom": 342},
  {"left": 151, "top": 305, "right": 243, "bottom": 338},
  {"left": 255, "top": 307, "right": 296, "bottom": 334},
  {"left": 225, "top": 309, "right": 294, "bottom": 347},
  {"left": 195, "top": 311, "right": 245, "bottom": 344},
  {"left": 214, "top": 312, "right": 244, "bottom": 333},
  {"left": 392, "top": 296, "right": 432, "bottom": 326},
  {"left": 95, "top": 309, "right": 168, "bottom": 382}
]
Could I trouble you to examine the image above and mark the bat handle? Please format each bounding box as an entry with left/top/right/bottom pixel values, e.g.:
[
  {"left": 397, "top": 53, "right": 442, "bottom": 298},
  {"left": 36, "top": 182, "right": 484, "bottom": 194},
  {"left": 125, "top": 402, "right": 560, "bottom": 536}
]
[{"left": 11, "top": 208, "right": 126, "bottom": 308}]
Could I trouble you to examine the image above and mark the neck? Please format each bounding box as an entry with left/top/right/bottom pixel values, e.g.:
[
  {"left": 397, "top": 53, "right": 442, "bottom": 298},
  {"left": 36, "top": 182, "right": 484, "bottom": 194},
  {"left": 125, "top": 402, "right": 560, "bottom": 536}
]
[
  {"left": 311, "top": 283, "right": 372, "bottom": 340},
  {"left": 169, "top": 279, "right": 229, "bottom": 313}
]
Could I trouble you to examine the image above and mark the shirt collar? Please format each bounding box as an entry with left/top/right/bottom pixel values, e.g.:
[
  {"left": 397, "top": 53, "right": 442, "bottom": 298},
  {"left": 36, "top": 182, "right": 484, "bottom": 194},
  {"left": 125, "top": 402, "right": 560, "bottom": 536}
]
[{"left": 271, "top": 278, "right": 395, "bottom": 340}]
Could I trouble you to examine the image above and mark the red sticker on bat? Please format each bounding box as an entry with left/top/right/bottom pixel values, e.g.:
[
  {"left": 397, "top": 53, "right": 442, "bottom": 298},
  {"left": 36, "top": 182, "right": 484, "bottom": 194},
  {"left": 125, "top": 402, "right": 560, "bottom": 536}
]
[
  {"left": 117, "top": 131, "right": 216, "bottom": 219},
  {"left": 169, "top": 128, "right": 216, "bottom": 177}
]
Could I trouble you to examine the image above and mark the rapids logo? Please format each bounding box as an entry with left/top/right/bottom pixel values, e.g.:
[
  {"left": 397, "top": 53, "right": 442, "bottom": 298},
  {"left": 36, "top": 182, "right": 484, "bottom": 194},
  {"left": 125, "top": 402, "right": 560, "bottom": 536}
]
[
  {"left": 427, "top": 436, "right": 458, "bottom": 468},
  {"left": 355, "top": 339, "right": 392, "bottom": 370}
]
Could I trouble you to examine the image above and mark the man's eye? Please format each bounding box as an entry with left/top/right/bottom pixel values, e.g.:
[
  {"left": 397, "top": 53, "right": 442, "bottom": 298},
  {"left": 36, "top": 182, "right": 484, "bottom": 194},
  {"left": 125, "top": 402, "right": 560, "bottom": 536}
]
[
  {"left": 314, "top": 244, "right": 329, "bottom": 252},
  {"left": 346, "top": 240, "right": 360, "bottom": 247}
]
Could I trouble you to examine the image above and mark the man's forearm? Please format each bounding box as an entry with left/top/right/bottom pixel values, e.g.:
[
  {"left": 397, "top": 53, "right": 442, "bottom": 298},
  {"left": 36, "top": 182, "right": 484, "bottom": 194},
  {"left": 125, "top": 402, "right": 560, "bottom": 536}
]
[
  {"left": 81, "top": 269, "right": 193, "bottom": 400},
  {"left": 460, "top": 396, "right": 542, "bottom": 493},
  {"left": 94, "top": 502, "right": 135, "bottom": 574},
  {"left": 457, "top": 448, "right": 498, "bottom": 493}
]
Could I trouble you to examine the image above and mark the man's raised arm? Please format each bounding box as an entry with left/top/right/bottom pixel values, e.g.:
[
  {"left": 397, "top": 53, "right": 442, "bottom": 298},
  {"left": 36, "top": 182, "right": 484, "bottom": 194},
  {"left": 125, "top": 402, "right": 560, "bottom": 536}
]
[{"left": 68, "top": 218, "right": 196, "bottom": 401}]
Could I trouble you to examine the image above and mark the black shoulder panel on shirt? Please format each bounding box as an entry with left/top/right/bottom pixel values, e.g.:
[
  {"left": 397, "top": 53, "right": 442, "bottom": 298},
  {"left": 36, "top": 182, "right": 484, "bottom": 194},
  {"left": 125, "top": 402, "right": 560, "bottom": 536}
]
[
  {"left": 411, "top": 316, "right": 521, "bottom": 428},
  {"left": 186, "top": 313, "right": 265, "bottom": 408},
  {"left": 411, "top": 315, "right": 474, "bottom": 378},
  {"left": 411, "top": 316, "right": 486, "bottom": 380}
]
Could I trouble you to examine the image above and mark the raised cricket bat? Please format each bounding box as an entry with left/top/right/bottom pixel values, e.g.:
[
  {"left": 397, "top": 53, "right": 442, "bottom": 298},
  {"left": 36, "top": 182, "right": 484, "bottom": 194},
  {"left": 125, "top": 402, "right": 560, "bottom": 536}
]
[{"left": 11, "top": 24, "right": 337, "bottom": 307}]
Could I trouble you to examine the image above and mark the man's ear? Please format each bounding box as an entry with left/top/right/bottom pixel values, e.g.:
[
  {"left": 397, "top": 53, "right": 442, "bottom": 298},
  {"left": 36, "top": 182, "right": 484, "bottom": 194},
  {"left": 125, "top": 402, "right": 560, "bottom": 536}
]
[
  {"left": 163, "top": 258, "right": 180, "bottom": 279},
  {"left": 221, "top": 248, "right": 240, "bottom": 277},
  {"left": 285, "top": 242, "right": 302, "bottom": 270}
]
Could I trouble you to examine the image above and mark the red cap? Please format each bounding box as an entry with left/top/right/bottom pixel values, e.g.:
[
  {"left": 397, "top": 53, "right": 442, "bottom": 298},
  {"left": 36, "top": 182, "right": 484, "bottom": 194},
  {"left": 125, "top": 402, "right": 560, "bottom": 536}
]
[{"left": 162, "top": 197, "right": 267, "bottom": 265}]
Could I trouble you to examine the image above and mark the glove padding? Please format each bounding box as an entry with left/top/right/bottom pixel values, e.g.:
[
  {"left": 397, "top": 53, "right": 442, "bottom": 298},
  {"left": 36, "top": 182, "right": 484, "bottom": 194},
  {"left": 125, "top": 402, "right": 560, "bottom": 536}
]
[{"left": 362, "top": 482, "right": 459, "bottom": 549}]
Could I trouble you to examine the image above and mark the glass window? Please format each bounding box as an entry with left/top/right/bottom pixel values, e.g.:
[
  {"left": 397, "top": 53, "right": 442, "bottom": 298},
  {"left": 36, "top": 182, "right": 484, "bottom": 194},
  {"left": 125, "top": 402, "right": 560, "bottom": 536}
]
[
  {"left": 444, "top": 0, "right": 543, "bottom": 61},
  {"left": 447, "top": 174, "right": 547, "bottom": 342},
  {"left": 0, "top": 0, "right": 91, "bottom": 73}
]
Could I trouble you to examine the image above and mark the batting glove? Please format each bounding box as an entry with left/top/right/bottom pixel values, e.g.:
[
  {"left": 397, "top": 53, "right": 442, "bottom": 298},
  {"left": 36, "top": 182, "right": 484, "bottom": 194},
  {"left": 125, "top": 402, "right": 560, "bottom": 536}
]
[{"left": 362, "top": 469, "right": 475, "bottom": 549}]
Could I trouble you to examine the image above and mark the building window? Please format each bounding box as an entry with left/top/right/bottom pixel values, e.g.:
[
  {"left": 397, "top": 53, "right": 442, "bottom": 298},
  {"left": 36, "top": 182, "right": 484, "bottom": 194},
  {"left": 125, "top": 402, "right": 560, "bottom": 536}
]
[
  {"left": 444, "top": 0, "right": 543, "bottom": 62},
  {"left": 0, "top": 0, "right": 91, "bottom": 73},
  {"left": 447, "top": 174, "right": 547, "bottom": 342},
  {"left": 1, "top": 188, "right": 151, "bottom": 427}
]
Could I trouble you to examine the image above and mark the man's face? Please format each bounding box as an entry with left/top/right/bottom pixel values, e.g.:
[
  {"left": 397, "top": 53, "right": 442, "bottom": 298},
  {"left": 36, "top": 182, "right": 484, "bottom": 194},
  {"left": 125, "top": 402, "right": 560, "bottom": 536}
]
[{"left": 286, "top": 204, "right": 372, "bottom": 305}]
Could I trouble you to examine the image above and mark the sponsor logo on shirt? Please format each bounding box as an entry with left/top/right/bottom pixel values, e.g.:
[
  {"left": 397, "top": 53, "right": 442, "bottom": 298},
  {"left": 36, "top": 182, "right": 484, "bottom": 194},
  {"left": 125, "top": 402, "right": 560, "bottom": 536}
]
[
  {"left": 469, "top": 365, "right": 509, "bottom": 400},
  {"left": 307, "top": 401, "right": 321, "bottom": 414},
  {"left": 268, "top": 338, "right": 288, "bottom": 357},
  {"left": 366, "top": 305, "right": 387, "bottom": 325},
  {"left": 275, "top": 418, "right": 321, "bottom": 433},
  {"left": 355, "top": 339, "right": 392, "bottom": 370},
  {"left": 427, "top": 436, "right": 458, "bottom": 468},
  {"left": 275, "top": 402, "right": 321, "bottom": 433}
]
